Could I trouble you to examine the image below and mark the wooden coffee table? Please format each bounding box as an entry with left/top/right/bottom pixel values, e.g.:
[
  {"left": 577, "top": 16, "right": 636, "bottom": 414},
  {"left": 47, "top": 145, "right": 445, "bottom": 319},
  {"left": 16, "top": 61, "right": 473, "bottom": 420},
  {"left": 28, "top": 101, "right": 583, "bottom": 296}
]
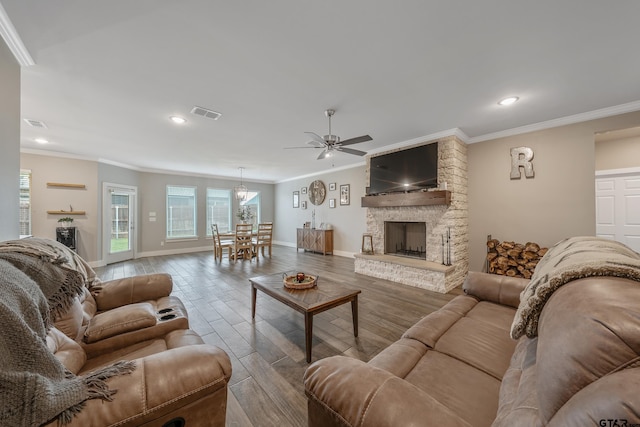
[{"left": 250, "top": 273, "right": 361, "bottom": 363}]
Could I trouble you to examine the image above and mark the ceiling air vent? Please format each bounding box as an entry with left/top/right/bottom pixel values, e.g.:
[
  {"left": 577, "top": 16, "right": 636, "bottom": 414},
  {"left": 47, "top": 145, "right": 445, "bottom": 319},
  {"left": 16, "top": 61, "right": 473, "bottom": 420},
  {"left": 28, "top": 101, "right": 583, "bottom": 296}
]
[
  {"left": 24, "top": 118, "right": 48, "bottom": 128},
  {"left": 190, "top": 106, "right": 222, "bottom": 120}
]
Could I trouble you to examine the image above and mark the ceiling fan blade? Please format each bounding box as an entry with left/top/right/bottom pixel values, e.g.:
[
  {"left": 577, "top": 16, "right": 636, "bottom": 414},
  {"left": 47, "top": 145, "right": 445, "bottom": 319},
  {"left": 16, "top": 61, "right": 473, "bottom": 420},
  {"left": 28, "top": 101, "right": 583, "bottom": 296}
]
[
  {"left": 317, "top": 149, "right": 330, "bottom": 160},
  {"left": 337, "top": 147, "right": 367, "bottom": 156},
  {"left": 283, "top": 146, "right": 318, "bottom": 149},
  {"left": 339, "top": 135, "right": 372, "bottom": 146},
  {"left": 304, "top": 132, "right": 327, "bottom": 147}
]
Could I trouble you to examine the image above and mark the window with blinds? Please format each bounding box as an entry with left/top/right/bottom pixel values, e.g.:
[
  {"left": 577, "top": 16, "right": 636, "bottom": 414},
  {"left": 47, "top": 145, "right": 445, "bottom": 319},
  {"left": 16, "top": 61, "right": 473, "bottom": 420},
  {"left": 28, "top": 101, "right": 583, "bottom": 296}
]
[
  {"left": 166, "top": 185, "right": 197, "bottom": 239},
  {"left": 206, "top": 188, "right": 231, "bottom": 234},
  {"left": 20, "top": 170, "right": 31, "bottom": 236}
]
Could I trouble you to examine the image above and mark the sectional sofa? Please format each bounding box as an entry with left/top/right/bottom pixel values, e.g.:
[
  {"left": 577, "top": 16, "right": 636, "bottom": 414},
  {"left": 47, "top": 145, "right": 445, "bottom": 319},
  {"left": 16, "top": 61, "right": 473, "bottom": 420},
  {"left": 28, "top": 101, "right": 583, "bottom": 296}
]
[{"left": 304, "top": 236, "right": 640, "bottom": 426}]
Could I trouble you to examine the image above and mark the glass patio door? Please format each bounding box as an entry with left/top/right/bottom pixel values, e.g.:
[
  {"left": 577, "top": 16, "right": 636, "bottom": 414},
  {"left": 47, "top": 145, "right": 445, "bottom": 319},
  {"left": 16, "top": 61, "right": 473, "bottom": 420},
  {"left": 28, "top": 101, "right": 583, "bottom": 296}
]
[{"left": 103, "top": 183, "right": 137, "bottom": 264}]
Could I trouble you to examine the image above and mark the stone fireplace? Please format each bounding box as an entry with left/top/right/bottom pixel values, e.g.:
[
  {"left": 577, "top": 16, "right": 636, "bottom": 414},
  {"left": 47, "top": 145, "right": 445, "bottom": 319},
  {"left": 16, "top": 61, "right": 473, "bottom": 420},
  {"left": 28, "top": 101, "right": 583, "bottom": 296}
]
[
  {"left": 385, "top": 221, "right": 426, "bottom": 259},
  {"left": 354, "top": 135, "right": 468, "bottom": 293}
]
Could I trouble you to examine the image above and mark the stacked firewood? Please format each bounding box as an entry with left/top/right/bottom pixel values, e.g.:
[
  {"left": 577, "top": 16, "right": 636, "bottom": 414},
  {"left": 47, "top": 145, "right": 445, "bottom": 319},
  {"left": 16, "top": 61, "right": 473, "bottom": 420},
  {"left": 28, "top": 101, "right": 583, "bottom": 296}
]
[{"left": 486, "top": 239, "right": 548, "bottom": 279}]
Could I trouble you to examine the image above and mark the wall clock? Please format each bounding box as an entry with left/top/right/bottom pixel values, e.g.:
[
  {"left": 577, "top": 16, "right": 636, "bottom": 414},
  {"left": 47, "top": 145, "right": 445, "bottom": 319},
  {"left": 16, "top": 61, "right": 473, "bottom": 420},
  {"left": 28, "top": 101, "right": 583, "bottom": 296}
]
[{"left": 308, "top": 180, "right": 326, "bottom": 205}]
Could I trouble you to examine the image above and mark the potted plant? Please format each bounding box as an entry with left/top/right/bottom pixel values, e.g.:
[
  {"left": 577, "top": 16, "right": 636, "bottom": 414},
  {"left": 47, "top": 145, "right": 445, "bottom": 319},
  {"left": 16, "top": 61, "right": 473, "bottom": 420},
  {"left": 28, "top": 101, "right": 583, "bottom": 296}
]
[
  {"left": 236, "top": 206, "right": 254, "bottom": 224},
  {"left": 57, "top": 217, "right": 74, "bottom": 228}
]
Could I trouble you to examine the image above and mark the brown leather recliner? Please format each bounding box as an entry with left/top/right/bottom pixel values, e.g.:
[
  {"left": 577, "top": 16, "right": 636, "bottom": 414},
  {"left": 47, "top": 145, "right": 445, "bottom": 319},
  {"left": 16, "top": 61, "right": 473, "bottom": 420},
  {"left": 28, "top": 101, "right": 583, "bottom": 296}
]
[
  {"left": 0, "top": 238, "right": 233, "bottom": 426},
  {"left": 45, "top": 272, "right": 233, "bottom": 426},
  {"left": 45, "top": 326, "right": 231, "bottom": 426},
  {"left": 54, "top": 273, "right": 190, "bottom": 358}
]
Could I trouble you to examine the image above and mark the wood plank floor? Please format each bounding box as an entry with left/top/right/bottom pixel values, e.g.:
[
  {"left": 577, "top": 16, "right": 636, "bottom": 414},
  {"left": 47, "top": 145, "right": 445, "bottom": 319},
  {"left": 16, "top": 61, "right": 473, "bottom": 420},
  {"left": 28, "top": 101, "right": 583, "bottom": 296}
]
[{"left": 94, "top": 245, "right": 462, "bottom": 427}]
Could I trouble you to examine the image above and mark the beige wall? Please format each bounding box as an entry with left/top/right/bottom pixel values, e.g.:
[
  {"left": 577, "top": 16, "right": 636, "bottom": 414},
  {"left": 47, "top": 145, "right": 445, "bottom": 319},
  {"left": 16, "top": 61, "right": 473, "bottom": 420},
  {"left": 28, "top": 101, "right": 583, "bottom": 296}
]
[
  {"left": 21, "top": 154, "right": 100, "bottom": 261},
  {"left": 0, "top": 37, "right": 21, "bottom": 241},
  {"left": 595, "top": 132, "right": 640, "bottom": 171},
  {"left": 468, "top": 110, "right": 640, "bottom": 271}
]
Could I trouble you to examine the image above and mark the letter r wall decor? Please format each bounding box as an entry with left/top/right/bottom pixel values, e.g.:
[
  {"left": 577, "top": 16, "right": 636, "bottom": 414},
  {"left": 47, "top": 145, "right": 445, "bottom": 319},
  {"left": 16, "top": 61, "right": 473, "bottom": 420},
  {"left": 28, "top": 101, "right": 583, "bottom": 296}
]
[{"left": 510, "top": 146, "right": 535, "bottom": 179}]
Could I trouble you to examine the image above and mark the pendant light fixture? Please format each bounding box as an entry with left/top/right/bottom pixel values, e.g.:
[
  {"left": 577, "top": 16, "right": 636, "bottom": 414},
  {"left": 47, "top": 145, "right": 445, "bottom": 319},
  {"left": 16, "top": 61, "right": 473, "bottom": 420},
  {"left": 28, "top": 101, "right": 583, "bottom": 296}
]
[{"left": 234, "top": 167, "right": 248, "bottom": 201}]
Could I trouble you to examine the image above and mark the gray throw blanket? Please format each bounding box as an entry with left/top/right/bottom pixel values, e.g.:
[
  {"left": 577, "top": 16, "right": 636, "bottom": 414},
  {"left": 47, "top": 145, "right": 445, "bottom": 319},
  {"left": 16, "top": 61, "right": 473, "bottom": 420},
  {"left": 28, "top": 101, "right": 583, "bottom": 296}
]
[
  {"left": 0, "top": 248, "right": 135, "bottom": 426},
  {"left": 511, "top": 236, "right": 640, "bottom": 339},
  {"left": 0, "top": 237, "right": 99, "bottom": 289}
]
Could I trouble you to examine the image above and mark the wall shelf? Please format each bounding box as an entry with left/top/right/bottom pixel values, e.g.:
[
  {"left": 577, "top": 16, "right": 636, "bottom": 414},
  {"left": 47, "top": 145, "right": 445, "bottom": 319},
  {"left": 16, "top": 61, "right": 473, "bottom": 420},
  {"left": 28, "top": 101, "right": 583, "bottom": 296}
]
[
  {"left": 361, "top": 190, "right": 451, "bottom": 208},
  {"left": 47, "top": 210, "right": 86, "bottom": 215},
  {"left": 47, "top": 182, "right": 86, "bottom": 189}
]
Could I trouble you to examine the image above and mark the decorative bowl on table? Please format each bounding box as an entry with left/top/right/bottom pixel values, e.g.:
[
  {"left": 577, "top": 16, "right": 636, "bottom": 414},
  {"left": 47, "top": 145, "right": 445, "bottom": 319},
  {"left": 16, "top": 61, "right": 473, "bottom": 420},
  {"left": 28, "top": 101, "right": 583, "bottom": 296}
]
[{"left": 283, "top": 272, "right": 318, "bottom": 289}]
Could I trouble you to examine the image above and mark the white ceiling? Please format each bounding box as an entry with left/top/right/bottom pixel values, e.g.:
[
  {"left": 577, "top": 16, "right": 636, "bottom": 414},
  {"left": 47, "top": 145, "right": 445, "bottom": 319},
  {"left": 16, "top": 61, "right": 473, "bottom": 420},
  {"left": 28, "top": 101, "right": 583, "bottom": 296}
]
[{"left": 4, "top": 1, "right": 640, "bottom": 182}]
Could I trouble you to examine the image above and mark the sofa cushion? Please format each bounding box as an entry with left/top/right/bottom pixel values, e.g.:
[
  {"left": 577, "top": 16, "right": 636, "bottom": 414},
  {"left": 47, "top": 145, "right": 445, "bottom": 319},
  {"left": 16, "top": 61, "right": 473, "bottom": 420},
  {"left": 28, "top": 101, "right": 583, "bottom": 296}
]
[
  {"left": 53, "top": 297, "right": 84, "bottom": 341},
  {"left": 80, "top": 329, "right": 204, "bottom": 374},
  {"left": 84, "top": 302, "right": 157, "bottom": 343},
  {"left": 404, "top": 351, "right": 502, "bottom": 427},
  {"left": 402, "top": 295, "right": 477, "bottom": 347},
  {"left": 465, "top": 301, "right": 515, "bottom": 332},
  {"left": 434, "top": 302, "right": 517, "bottom": 380},
  {"left": 47, "top": 327, "right": 86, "bottom": 375},
  {"left": 368, "top": 338, "right": 428, "bottom": 377}
]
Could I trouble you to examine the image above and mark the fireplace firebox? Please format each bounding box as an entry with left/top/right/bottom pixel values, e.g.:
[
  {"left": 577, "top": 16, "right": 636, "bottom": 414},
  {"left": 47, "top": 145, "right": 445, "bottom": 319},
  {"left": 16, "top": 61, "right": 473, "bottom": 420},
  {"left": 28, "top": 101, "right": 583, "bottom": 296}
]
[{"left": 384, "top": 221, "right": 426, "bottom": 259}]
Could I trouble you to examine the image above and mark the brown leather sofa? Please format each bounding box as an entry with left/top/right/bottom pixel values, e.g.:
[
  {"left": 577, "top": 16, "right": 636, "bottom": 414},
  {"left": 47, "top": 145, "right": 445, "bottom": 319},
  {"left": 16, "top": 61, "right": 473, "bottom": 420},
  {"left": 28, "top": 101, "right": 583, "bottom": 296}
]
[
  {"left": 304, "top": 269, "right": 640, "bottom": 426},
  {"left": 45, "top": 273, "right": 233, "bottom": 426},
  {"left": 0, "top": 238, "right": 232, "bottom": 427}
]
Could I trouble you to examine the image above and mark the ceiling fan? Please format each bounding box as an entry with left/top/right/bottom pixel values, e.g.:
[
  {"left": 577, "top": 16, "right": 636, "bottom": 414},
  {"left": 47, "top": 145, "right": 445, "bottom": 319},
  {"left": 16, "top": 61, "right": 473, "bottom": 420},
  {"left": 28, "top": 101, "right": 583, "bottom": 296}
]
[{"left": 286, "top": 109, "right": 372, "bottom": 160}]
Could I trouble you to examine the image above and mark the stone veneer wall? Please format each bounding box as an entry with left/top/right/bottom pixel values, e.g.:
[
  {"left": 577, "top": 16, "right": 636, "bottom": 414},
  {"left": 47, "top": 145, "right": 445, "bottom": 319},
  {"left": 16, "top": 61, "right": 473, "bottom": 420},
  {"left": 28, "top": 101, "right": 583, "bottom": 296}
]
[{"left": 356, "top": 135, "right": 468, "bottom": 293}]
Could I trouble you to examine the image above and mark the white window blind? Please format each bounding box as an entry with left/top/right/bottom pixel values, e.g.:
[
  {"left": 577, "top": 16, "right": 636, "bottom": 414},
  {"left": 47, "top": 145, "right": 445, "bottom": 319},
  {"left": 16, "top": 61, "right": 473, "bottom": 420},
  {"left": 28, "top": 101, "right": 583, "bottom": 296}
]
[
  {"left": 206, "top": 188, "right": 231, "bottom": 234},
  {"left": 166, "top": 185, "right": 197, "bottom": 239}
]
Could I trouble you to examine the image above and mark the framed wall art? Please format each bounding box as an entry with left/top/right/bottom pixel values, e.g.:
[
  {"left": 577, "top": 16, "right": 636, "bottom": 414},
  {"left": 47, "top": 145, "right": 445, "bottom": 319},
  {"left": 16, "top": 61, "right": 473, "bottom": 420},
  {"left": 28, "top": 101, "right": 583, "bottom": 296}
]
[
  {"left": 301, "top": 186, "right": 307, "bottom": 194},
  {"left": 340, "top": 184, "right": 350, "bottom": 205},
  {"left": 301, "top": 200, "right": 307, "bottom": 209},
  {"left": 293, "top": 191, "right": 299, "bottom": 208},
  {"left": 329, "top": 198, "right": 336, "bottom": 208},
  {"left": 329, "top": 182, "right": 336, "bottom": 191}
]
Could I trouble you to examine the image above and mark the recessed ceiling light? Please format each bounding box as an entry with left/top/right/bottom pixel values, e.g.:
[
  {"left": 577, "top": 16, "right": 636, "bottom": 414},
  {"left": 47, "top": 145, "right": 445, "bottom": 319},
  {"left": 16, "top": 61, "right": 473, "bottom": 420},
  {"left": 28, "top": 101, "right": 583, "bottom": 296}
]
[
  {"left": 498, "top": 96, "right": 519, "bottom": 106},
  {"left": 170, "top": 116, "right": 187, "bottom": 124},
  {"left": 35, "top": 138, "right": 49, "bottom": 144}
]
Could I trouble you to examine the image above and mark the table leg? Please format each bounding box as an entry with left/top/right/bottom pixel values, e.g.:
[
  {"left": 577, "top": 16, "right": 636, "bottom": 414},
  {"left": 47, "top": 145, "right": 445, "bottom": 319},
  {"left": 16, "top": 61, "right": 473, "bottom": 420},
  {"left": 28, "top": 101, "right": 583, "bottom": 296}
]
[
  {"left": 305, "top": 313, "right": 313, "bottom": 363},
  {"left": 351, "top": 296, "right": 359, "bottom": 337},
  {"left": 251, "top": 285, "right": 257, "bottom": 320}
]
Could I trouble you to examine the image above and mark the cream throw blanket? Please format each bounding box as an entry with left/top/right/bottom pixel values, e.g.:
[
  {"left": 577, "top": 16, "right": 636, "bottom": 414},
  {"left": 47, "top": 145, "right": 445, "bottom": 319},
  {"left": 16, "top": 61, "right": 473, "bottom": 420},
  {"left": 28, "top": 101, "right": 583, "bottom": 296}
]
[
  {"left": 511, "top": 236, "right": 640, "bottom": 339},
  {"left": 0, "top": 239, "right": 135, "bottom": 426}
]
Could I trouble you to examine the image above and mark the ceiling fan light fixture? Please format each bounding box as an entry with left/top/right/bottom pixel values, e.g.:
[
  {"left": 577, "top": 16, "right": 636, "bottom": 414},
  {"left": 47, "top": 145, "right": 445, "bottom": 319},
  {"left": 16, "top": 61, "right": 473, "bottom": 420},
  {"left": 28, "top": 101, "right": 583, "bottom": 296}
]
[{"left": 298, "top": 109, "right": 372, "bottom": 160}]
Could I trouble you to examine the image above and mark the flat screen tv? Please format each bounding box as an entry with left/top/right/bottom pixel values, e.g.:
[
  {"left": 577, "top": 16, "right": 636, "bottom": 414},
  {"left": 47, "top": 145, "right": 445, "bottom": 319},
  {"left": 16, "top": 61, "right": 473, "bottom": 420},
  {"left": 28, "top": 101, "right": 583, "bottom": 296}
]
[{"left": 368, "top": 142, "right": 438, "bottom": 195}]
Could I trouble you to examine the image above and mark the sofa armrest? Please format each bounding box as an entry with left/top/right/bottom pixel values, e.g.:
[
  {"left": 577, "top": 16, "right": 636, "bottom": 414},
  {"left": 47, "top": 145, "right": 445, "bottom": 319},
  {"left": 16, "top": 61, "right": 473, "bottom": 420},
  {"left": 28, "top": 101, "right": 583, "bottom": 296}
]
[
  {"left": 91, "top": 273, "right": 173, "bottom": 311},
  {"left": 304, "top": 356, "right": 471, "bottom": 427},
  {"left": 463, "top": 271, "right": 528, "bottom": 308},
  {"left": 45, "top": 344, "right": 232, "bottom": 427}
]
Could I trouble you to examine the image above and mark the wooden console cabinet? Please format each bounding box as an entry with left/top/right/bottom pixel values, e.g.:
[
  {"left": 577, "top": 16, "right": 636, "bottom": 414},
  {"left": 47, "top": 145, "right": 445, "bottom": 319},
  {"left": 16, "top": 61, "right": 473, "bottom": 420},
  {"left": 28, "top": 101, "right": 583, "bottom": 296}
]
[{"left": 296, "top": 228, "right": 333, "bottom": 255}]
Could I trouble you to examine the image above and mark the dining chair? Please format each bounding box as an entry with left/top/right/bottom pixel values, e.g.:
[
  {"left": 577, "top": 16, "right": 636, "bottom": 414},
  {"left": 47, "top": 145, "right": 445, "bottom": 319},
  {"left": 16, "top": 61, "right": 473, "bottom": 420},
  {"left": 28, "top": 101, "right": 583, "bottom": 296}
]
[
  {"left": 234, "top": 223, "right": 254, "bottom": 262},
  {"left": 211, "top": 224, "right": 233, "bottom": 262},
  {"left": 253, "top": 222, "right": 273, "bottom": 259}
]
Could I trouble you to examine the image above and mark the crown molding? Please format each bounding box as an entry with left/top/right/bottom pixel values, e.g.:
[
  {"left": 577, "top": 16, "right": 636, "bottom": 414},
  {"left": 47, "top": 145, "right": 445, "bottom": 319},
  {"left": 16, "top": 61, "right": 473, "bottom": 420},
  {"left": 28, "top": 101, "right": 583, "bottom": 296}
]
[
  {"left": 276, "top": 161, "right": 366, "bottom": 183},
  {"left": 0, "top": 2, "right": 34, "bottom": 66},
  {"left": 468, "top": 100, "right": 640, "bottom": 144}
]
